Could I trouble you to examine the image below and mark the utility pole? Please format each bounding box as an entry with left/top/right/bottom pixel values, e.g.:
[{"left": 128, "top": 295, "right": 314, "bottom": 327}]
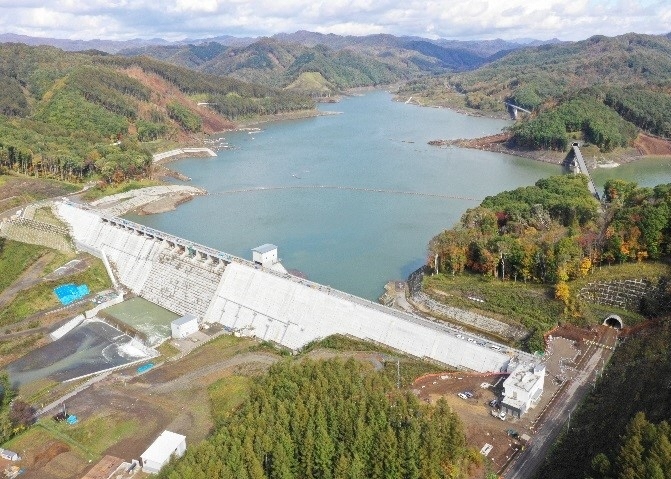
[
  {"left": 500, "top": 252, "right": 505, "bottom": 280},
  {"left": 568, "top": 408, "right": 572, "bottom": 432},
  {"left": 397, "top": 360, "right": 400, "bottom": 389}
]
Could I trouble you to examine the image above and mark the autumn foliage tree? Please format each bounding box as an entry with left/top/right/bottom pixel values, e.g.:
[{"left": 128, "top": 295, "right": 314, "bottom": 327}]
[
  {"left": 430, "top": 176, "right": 671, "bottom": 287},
  {"left": 429, "top": 175, "right": 600, "bottom": 284}
]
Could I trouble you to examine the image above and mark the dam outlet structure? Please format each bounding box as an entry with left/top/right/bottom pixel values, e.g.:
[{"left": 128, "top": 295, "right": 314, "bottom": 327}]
[{"left": 56, "top": 200, "right": 537, "bottom": 374}]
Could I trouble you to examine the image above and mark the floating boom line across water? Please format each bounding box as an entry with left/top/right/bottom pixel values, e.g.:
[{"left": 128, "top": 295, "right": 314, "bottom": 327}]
[{"left": 208, "top": 185, "right": 479, "bottom": 201}]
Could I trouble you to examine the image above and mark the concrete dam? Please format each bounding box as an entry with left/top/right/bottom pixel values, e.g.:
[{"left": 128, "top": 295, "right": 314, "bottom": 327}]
[{"left": 57, "top": 200, "right": 530, "bottom": 373}]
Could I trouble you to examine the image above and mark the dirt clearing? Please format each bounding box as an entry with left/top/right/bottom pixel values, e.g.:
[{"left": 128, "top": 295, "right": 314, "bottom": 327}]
[
  {"left": 634, "top": 133, "right": 671, "bottom": 155},
  {"left": 414, "top": 324, "right": 618, "bottom": 474}
]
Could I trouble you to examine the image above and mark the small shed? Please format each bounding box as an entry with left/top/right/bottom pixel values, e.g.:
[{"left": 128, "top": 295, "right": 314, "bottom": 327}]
[
  {"left": 252, "top": 244, "right": 278, "bottom": 268},
  {"left": 140, "top": 430, "right": 186, "bottom": 474},
  {"left": 0, "top": 448, "right": 20, "bottom": 461},
  {"left": 171, "top": 314, "right": 199, "bottom": 339}
]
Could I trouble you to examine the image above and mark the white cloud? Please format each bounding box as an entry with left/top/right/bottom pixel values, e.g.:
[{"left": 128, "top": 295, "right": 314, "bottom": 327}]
[
  {"left": 0, "top": 0, "right": 669, "bottom": 42},
  {"left": 168, "top": 0, "right": 220, "bottom": 14}
]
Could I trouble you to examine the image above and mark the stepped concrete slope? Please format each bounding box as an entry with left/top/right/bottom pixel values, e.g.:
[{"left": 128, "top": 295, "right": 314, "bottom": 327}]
[{"left": 57, "top": 200, "right": 527, "bottom": 373}]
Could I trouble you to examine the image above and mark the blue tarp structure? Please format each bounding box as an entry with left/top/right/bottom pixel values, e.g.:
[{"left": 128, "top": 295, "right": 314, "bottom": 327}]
[
  {"left": 66, "top": 415, "right": 78, "bottom": 425},
  {"left": 137, "top": 363, "right": 154, "bottom": 374},
  {"left": 53, "top": 283, "right": 90, "bottom": 305}
]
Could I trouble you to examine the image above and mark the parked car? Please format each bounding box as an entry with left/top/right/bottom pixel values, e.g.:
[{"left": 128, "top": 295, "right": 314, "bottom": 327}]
[
  {"left": 464, "top": 391, "right": 474, "bottom": 398},
  {"left": 457, "top": 393, "right": 468, "bottom": 399},
  {"left": 499, "top": 411, "right": 507, "bottom": 420}
]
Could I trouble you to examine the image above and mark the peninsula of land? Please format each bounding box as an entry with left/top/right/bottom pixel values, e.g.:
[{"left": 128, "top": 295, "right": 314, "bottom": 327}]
[{"left": 429, "top": 131, "right": 671, "bottom": 167}]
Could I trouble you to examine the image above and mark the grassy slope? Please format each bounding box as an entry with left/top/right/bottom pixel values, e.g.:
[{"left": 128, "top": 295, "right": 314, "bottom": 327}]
[
  {"left": 0, "top": 175, "right": 79, "bottom": 213},
  {"left": 0, "top": 240, "right": 48, "bottom": 293},
  {"left": 424, "top": 262, "right": 668, "bottom": 338}
]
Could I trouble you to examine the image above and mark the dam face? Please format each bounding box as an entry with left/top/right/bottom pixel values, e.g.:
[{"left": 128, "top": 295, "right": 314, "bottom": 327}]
[{"left": 57, "top": 200, "right": 527, "bottom": 373}]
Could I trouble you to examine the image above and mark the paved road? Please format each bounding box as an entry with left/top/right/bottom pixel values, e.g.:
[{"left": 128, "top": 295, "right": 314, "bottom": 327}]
[{"left": 502, "top": 330, "right": 616, "bottom": 478}]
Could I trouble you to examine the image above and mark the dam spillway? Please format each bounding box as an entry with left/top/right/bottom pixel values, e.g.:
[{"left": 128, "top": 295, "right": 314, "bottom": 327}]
[{"left": 56, "top": 200, "right": 527, "bottom": 373}]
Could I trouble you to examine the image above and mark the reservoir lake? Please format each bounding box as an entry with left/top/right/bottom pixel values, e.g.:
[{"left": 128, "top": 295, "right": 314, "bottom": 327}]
[{"left": 129, "top": 91, "right": 671, "bottom": 300}]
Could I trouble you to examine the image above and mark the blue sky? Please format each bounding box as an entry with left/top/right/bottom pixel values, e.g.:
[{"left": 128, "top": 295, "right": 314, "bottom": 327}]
[{"left": 0, "top": 0, "right": 669, "bottom": 42}]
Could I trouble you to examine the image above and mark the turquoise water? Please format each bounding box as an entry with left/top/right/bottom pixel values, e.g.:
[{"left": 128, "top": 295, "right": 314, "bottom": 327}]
[
  {"left": 103, "top": 297, "right": 179, "bottom": 346},
  {"left": 128, "top": 91, "right": 671, "bottom": 299},
  {"left": 591, "top": 156, "right": 671, "bottom": 189}
]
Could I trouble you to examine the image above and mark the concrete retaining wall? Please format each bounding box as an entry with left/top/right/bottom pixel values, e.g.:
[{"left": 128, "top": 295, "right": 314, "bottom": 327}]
[
  {"left": 0, "top": 217, "right": 73, "bottom": 252},
  {"left": 50, "top": 315, "right": 85, "bottom": 341},
  {"left": 578, "top": 278, "right": 655, "bottom": 310},
  {"left": 152, "top": 148, "right": 216, "bottom": 162}
]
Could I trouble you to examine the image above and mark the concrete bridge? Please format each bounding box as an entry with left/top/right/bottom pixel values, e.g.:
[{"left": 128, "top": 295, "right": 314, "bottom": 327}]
[
  {"left": 569, "top": 144, "right": 600, "bottom": 200},
  {"left": 504, "top": 102, "right": 532, "bottom": 119}
]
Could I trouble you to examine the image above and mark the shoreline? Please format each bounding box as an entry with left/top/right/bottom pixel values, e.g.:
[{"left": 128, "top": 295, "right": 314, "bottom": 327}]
[
  {"left": 429, "top": 132, "right": 671, "bottom": 167},
  {"left": 89, "top": 185, "right": 207, "bottom": 216},
  {"left": 151, "top": 109, "right": 342, "bottom": 183},
  {"left": 396, "top": 94, "right": 671, "bottom": 166},
  {"left": 390, "top": 92, "right": 511, "bottom": 121},
  {"left": 429, "top": 133, "right": 568, "bottom": 165},
  {"left": 232, "top": 108, "right": 336, "bottom": 129}
]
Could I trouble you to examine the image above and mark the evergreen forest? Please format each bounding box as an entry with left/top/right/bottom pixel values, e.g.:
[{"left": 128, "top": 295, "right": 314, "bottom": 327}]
[
  {"left": 537, "top": 319, "right": 671, "bottom": 479},
  {"left": 157, "top": 359, "right": 476, "bottom": 479}
]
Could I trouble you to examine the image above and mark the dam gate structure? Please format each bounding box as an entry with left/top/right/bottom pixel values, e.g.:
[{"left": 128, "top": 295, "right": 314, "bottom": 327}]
[{"left": 56, "top": 200, "right": 537, "bottom": 374}]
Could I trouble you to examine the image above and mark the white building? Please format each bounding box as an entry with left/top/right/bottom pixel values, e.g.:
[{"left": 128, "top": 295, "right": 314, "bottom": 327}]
[
  {"left": 0, "top": 448, "right": 19, "bottom": 461},
  {"left": 171, "top": 314, "right": 199, "bottom": 339},
  {"left": 252, "top": 244, "right": 287, "bottom": 274},
  {"left": 140, "top": 430, "right": 186, "bottom": 474},
  {"left": 501, "top": 361, "right": 545, "bottom": 418},
  {"left": 252, "top": 244, "right": 278, "bottom": 268}
]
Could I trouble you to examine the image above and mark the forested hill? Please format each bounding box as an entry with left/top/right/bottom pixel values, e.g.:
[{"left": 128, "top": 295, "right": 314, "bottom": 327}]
[
  {"left": 119, "top": 36, "right": 497, "bottom": 94},
  {"left": 402, "top": 32, "right": 671, "bottom": 152},
  {"left": 1, "top": 31, "right": 558, "bottom": 96},
  {"left": 428, "top": 175, "right": 671, "bottom": 351},
  {"left": 123, "top": 39, "right": 406, "bottom": 92},
  {"left": 0, "top": 43, "right": 313, "bottom": 183},
  {"left": 157, "top": 359, "right": 477, "bottom": 479}
]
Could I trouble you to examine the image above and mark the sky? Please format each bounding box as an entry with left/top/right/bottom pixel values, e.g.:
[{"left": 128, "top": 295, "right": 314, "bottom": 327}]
[{"left": 0, "top": 0, "right": 669, "bottom": 43}]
